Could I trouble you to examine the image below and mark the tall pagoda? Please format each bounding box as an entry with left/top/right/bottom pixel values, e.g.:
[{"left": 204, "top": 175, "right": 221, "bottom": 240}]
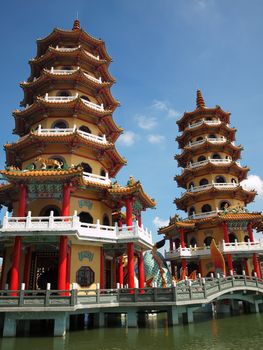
[
  {"left": 0, "top": 20, "right": 155, "bottom": 293},
  {"left": 159, "top": 90, "right": 263, "bottom": 278}
]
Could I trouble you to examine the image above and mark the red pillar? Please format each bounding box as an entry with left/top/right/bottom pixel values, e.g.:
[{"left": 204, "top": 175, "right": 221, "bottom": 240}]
[
  {"left": 223, "top": 222, "right": 233, "bottom": 274},
  {"left": 100, "top": 247, "right": 104, "bottom": 289},
  {"left": 10, "top": 184, "right": 27, "bottom": 293},
  {"left": 118, "top": 257, "right": 123, "bottom": 287},
  {"left": 169, "top": 239, "right": 174, "bottom": 251},
  {"left": 179, "top": 228, "right": 187, "bottom": 278},
  {"left": 247, "top": 222, "right": 261, "bottom": 278},
  {"left": 244, "top": 258, "right": 249, "bottom": 276},
  {"left": 58, "top": 183, "right": 71, "bottom": 291},
  {"left": 23, "top": 247, "right": 31, "bottom": 289},
  {"left": 138, "top": 250, "right": 145, "bottom": 290},
  {"left": 125, "top": 198, "right": 133, "bottom": 228},
  {"left": 66, "top": 246, "right": 71, "bottom": 291},
  {"left": 137, "top": 212, "right": 142, "bottom": 228},
  {"left": 181, "top": 259, "right": 187, "bottom": 279},
  {"left": 58, "top": 236, "right": 68, "bottom": 291},
  {"left": 127, "top": 242, "right": 135, "bottom": 289}
]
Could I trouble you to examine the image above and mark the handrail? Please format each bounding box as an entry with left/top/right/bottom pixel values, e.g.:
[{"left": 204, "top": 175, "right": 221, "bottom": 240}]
[
  {"left": 82, "top": 171, "right": 111, "bottom": 184},
  {"left": 189, "top": 137, "right": 226, "bottom": 147},
  {"left": 186, "top": 158, "right": 232, "bottom": 169},
  {"left": 187, "top": 182, "right": 238, "bottom": 193},
  {"left": 44, "top": 94, "right": 104, "bottom": 111},
  {"left": 187, "top": 118, "right": 221, "bottom": 129}
]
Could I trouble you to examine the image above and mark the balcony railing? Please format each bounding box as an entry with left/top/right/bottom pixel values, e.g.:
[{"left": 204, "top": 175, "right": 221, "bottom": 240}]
[
  {"left": 34, "top": 125, "right": 107, "bottom": 144},
  {"left": 55, "top": 45, "right": 80, "bottom": 52},
  {"left": 165, "top": 239, "right": 263, "bottom": 259},
  {"left": 82, "top": 171, "right": 111, "bottom": 185},
  {"left": 188, "top": 210, "right": 223, "bottom": 219},
  {"left": 188, "top": 137, "right": 226, "bottom": 148},
  {"left": 44, "top": 94, "right": 104, "bottom": 111},
  {"left": 0, "top": 212, "right": 153, "bottom": 247},
  {"left": 187, "top": 119, "right": 221, "bottom": 130},
  {"left": 186, "top": 182, "right": 238, "bottom": 193}
]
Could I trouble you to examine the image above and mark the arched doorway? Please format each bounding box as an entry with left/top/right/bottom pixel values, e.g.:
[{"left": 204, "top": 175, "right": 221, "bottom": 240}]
[{"left": 79, "top": 211, "right": 93, "bottom": 224}]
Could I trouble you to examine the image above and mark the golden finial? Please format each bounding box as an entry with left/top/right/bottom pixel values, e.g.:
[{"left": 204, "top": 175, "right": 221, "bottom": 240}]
[
  {"left": 73, "top": 19, "right": 80, "bottom": 31},
  {"left": 196, "top": 89, "right": 205, "bottom": 108}
]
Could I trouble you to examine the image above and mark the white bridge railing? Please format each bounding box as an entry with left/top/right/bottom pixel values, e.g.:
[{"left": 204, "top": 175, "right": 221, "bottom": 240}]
[
  {"left": 1, "top": 212, "right": 153, "bottom": 246},
  {"left": 165, "top": 239, "right": 263, "bottom": 259},
  {"left": 34, "top": 125, "right": 107, "bottom": 144}
]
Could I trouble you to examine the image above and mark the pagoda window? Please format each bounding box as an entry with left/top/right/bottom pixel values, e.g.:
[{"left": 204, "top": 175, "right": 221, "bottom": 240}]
[
  {"left": 100, "top": 168, "right": 106, "bottom": 177},
  {"left": 102, "top": 214, "right": 110, "bottom": 226},
  {"left": 79, "top": 211, "right": 93, "bottom": 224},
  {"left": 231, "top": 178, "right": 237, "bottom": 184},
  {"left": 244, "top": 235, "right": 249, "bottom": 242},
  {"left": 208, "top": 134, "right": 217, "bottom": 139},
  {"left": 197, "top": 155, "right": 206, "bottom": 162},
  {"left": 199, "top": 178, "right": 208, "bottom": 186},
  {"left": 80, "top": 95, "right": 91, "bottom": 102},
  {"left": 76, "top": 266, "right": 95, "bottom": 287},
  {"left": 201, "top": 204, "right": 212, "bottom": 213},
  {"left": 196, "top": 136, "right": 203, "bottom": 141},
  {"left": 229, "top": 233, "right": 237, "bottom": 243},
  {"left": 215, "top": 176, "right": 226, "bottom": 183},
  {"left": 190, "top": 237, "right": 197, "bottom": 247},
  {"left": 40, "top": 205, "right": 61, "bottom": 217},
  {"left": 188, "top": 182, "right": 194, "bottom": 189},
  {"left": 212, "top": 153, "right": 221, "bottom": 159},
  {"left": 205, "top": 117, "right": 212, "bottom": 121},
  {"left": 61, "top": 66, "right": 72, "bottom": 70},
  {"left": 79, "top": 125, "right": 92, "bottom": 134},
  {"left": 52, "top": 120, "right": 68, "bottom": 129},
  {"left": 220, "top": 201, "right": 230, "bottom": 210},
  {"left": 81, "top": 162, "right": 92, "bottom": 173},
  {"left": 57, "top": 91, "right": 72, "bottom": 97},
  {"left": 204, "top": 236, "right": 213, "bottom": 246},
  {"left": 188, "top": 206, "right": 195, "bottom": 216}
]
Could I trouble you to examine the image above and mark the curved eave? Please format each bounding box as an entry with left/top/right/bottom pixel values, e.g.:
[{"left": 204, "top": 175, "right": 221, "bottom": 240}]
[
  {"left": 175, "top": 141, "right": 243, "bottom": 167},
  {"left": 36, "top": 27, "right": 112, "bottom": 61},
  {"left": 176, "top": 124, "right": 236, "bottom": 148},
  {"left": 108, "top": 183, "right": 156, "bottom": 209},
  {"left": 101, "top": 115, "right": 123, "bottom": 142},
  {"left": 0, "top": 168, "right": 82, "bottom": 182},
  {"left": 175, "top": 187, "right": 256, "bottom": 210},
  {"left": 158, "top": 221, "right": 195, "bottom": 235},
  {"left": 98, "top": 87, "right": 120, "bottom": 110},
  {"left": 177, "top": 107, "right": 231, "bottom": 132},
  {"left": 20, "top": 69, "right": 112, "bottom": 106},
  {"left": 175, "top": 163, "right": 249, "bottom": 188}
]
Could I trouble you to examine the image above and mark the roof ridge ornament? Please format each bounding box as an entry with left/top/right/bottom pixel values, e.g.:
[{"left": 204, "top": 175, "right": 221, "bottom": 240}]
[
  {"left": 73, "top": 19, "right": 80, "bottom": 31},
  {"left": 196, "top": 89, "right": 205, "bottom": 109}
]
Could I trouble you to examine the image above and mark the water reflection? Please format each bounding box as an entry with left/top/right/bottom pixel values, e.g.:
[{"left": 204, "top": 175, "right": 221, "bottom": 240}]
[{"left": 1, "top": 313, "right": 263, "bottom": 350}]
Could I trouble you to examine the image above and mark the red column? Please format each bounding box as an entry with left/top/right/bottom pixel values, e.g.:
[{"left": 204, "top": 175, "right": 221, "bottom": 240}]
[
  {"left": 100, "top": 247, "right": 104, "bottom": 289},
  {"left": 244, "top": 258, "right": 249, "bottom": 276},
  {"left": 179, "top": 228, "right": 187, "bottom": 278},
  {"left": 125, "top": 198, "right": 133, "bottom": 228},
  {"left": 0, "top": 249, "right": 6, "bottom": 290},
  {"left": 138, "top": 250, "right": 145, "bottom": 290},
  {"left": 10, "top": 184, "right": 27, "bottom": 293},
  {"left": 23, "top": 247, "right": 31, "bottom": 289},
  {"left": 169, "top": 239, "right": 174, "bottom": 251},
  {"left": 137, "top": 212, "right": 142, "bottom": 228},
  {"left": 181, "top": 259, "right": 187, "bottom": 278},
  {"left": 62, "top": 183, "right": 71, "bottom": 216},
  {"left": 118, "top": 257, "right": 123, "bottom": 287},
  {"left": 223, "top": 222, "right": 233, "bottom": 274},
  {"left": 247, "top": 222, "right": 261, "bottom": 277},
  {"left": 58, "top": 236, "right": 68, "bottom": 291},
  {"left": 127, "top": 242, "right": 135, "bottom": 289},
  {"left": 66, "top": 246, "right": 71, "bottom": 291}
]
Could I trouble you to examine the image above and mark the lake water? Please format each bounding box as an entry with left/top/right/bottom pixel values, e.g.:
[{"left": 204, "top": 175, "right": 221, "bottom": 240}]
[{"left": 0, "top": 312, "right": 262, "bottom": 350}]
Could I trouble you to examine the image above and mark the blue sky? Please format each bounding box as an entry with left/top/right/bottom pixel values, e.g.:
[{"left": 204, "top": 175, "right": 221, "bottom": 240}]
[{"left": 1, "top": 0, "right": 263, "bottom": 244}]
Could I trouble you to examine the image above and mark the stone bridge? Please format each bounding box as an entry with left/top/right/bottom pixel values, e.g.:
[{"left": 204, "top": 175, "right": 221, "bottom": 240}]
[{"left": 1, "top": 275, "right": 263, "bottom": 337}]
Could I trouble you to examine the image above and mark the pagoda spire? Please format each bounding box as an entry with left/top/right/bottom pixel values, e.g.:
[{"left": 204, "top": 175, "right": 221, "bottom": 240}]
[
  {"left": 72, "top": 19, "right": 80, "bottom": 30},
  {"left": 196, "top": 89, "right": 205, "bottom": 109}
]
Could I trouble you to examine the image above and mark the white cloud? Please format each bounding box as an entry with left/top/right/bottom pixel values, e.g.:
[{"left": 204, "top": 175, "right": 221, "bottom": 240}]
[
  {"left": 153, "top": 216, "right": 169, "bottom": 228},
  {"left": 241, "top": 175, "right": 263, "bottom": 196},
  {"left": 118, "top": 131, "right": 137, "bottom": 146},
  {"left": 135, "top": 115, "right": 157, "bottom": 130},
  {"left": 148, "top": 134, "right": 165, "bottom": 144},
  {"left": 152, "top": 100, "right": 180, "bottom": 119}
]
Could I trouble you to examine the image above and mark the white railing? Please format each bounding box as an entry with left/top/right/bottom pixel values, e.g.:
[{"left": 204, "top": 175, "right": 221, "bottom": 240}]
[
  {"left": 188, "top": 137, "right": 226, "bottom": 148},
  {"left": 186, "top": 158, "right": 232, "bottom": 169},
  {"left": 83, "top": 72, "right": 102, "bottom": 83},
  {"left": 187, "top": 182, "right": 238, "bottom": 193},
  {"left": 82, "top": 172, "right": 111, "bottom": 185},
  {"left": 55, "top": 45, "right": 80, "bottom": 52},
  {"left": 0, "top": 212, "right": 153, "bottom": 246},
  {"left": 44, "top": 94, "right": 104, "bottom": 111},
  {"left": 49, "top": 67, "right": 78, "bottom": 74},
  {"left": 84, "top": 50, "right": 100, "bottom": 60},
  {"left": 187, "top": 119, "right": 221, "bottom": 130},
  {"left": 34, "top": 125, "right": 107, "bottom": 144},
  {"left": 165, "top": 239, "right": 263, "bottom": 259},
  {"left": 219, "top": 239, "right": 263, "bottom": 253},
  {"left": 188, "top": 210, "right": 223, "bottom": 219}
]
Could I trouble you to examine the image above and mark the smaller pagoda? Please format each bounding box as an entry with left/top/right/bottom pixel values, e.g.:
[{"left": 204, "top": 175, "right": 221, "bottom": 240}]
[{"left": 159, "top": 90, "right": 263, "bottom": 279}]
